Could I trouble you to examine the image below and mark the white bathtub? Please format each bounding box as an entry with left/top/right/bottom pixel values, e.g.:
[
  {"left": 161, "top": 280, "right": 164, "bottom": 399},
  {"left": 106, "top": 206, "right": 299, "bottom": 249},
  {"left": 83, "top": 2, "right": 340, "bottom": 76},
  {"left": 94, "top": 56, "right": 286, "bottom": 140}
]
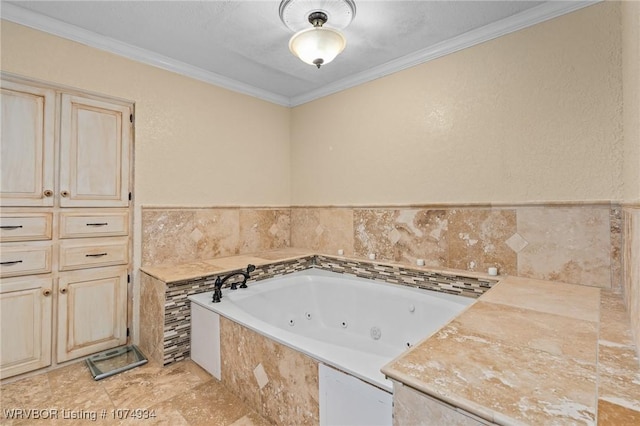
[{"left": 188, "top": 268, "right": 473, "bottom": 392}]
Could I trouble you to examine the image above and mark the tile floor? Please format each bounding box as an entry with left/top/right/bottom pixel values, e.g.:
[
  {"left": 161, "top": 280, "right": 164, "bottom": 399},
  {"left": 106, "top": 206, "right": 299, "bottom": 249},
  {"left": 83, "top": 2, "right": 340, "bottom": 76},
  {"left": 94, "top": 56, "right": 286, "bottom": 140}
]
[{"left": 1, "top": 360, "right": 271, "bottom": 425}]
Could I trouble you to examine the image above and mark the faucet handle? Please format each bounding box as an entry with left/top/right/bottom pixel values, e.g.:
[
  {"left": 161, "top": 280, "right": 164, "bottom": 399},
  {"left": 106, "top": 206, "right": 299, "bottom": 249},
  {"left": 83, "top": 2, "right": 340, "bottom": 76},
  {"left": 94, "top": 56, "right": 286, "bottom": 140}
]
[{"left": 240, "top": 264, "right": 255, "bottom": 289}]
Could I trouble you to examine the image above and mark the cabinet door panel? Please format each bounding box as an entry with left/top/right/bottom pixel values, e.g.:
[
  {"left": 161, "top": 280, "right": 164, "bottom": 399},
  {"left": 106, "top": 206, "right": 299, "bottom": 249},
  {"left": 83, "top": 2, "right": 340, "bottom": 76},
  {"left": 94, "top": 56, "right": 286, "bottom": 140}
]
[
  {"left": 0, "top": 81, "right": 55, "bottom": 206},
  {"left": 60, "top": 95, "right": 131, "bottom": 207},
  {"left": 0, "top": 277, "right": 53, "bottom": 379},
  {"left": 57, "top": 267, "right": 127, "bottom": 362}
]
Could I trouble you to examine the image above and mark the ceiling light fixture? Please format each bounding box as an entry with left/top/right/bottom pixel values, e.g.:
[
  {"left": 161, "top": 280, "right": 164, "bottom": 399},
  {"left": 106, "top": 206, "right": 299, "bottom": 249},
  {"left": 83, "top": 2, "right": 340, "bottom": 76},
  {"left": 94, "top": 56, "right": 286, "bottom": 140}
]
[
  {"left": 279, "top": 0, "right": 356, "bottom": 69},
  {"left": 289, "top": 12, "right": 344, "bottom": 68}
]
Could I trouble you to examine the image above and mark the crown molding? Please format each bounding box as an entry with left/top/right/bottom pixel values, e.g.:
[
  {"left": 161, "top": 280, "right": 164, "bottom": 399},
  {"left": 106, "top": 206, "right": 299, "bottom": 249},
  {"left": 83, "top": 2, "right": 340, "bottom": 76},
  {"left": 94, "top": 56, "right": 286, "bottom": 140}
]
[
  {"left": 2, "top": 1, "right": 600, "bottom": 108},
  {"left": 289, "top": 0, "right": 601, "bottom": 106},
  {"left": 0, "top": 2, "right": 292, "bottom": 106}
]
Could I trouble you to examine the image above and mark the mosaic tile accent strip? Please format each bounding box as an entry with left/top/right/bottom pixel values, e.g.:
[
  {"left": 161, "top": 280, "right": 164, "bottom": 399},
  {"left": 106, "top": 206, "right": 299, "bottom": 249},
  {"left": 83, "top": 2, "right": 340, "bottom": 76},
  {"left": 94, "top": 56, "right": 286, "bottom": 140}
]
[
  {"left": 162, "top": 257, "right": 314, "bottom": 365},
  {"left": 314, "top": 255, "right": 496, "bottom": 299}
]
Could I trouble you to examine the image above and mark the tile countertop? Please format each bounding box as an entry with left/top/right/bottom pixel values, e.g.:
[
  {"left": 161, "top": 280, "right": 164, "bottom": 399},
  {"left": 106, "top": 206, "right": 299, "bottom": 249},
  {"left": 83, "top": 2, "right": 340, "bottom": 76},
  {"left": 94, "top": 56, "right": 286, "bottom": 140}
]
[
  {"left": 140, "top": 249, "right": 639, "bottom": 424},
  {"left": 139, "top": 248, "right": 316, "bottom": 283},
  {"left": 382, "top": 275, "right": 640, "bottom": 425}
]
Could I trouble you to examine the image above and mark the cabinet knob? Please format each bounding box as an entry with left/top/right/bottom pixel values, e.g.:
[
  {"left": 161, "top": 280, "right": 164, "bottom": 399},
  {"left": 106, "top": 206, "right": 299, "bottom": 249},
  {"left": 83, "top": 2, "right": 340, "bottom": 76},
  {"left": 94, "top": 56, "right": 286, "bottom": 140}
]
[
  {"left": 60, "top": 288, "right": 67, "bottom": 294},
  {"left": 43, "top": 289, "right": 51, "bottom": 297},
  {"left": 60, "top": 190, "right": 69, "bottom": 197},
  {"left": 43, "top": 189, "right": 53, "bottom": 197}
]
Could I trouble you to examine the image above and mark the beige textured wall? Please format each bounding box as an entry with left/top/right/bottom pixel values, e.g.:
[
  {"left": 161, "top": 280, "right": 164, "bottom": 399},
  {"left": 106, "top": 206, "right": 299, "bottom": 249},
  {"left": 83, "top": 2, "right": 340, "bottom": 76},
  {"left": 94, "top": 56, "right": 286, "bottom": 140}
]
[
  {"left": 0, "top": 20, "right": 291, "bottom": 207},
  {"left": 290, "top": 2, "right": 623, "bottom": 205},
  {"left": 622, "top": 1, "right": 640, "bottom": 203}
]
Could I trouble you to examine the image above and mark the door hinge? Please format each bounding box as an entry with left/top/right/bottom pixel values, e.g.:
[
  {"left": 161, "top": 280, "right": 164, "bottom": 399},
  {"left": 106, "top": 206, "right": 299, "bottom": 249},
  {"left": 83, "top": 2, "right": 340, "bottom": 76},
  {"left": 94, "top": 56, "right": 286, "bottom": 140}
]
[
  {"left": 127, "top": 274, "right": 131, "bottom": 284},
  {"left": 129, "top": 114, "right": 133, "bottom": 123},
  {"left": 128, "top": 192, "right": 132, "bottom": 201},
  {"left": 126, "top": 328, "right": 130, "bottom": 337}
]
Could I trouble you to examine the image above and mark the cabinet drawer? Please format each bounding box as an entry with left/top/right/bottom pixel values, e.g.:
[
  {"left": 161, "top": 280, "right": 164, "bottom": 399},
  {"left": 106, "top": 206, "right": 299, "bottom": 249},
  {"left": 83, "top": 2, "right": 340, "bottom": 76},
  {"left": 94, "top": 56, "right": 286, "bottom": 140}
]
[
  {"left": 0, "top": 213, "right": 52, "bottom": 242},
  {"left": 59, "top": 238, "right": 129, "bottom": 271},
  {"left": 60, "top": 211, "right": 128, "bottom": 238},
  {"left": 0, "top": 245, "right": 52, "bottom": 278}
]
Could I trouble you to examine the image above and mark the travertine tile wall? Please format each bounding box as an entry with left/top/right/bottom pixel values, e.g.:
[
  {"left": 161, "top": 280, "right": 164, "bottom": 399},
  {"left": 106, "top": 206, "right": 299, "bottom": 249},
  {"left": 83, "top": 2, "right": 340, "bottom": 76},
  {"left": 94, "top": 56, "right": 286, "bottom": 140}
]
[
  {"left": 220, "top": 317, "right": 319, "bottom": 425},
  {"left": 292, "top": 204, "right": 621, "bottom": 289},
  {"left": 142, "top": 208, "right": 290, "bottom": 266},
  {"left": 141, "top": 204, "right": 621, "bottom": 289}
]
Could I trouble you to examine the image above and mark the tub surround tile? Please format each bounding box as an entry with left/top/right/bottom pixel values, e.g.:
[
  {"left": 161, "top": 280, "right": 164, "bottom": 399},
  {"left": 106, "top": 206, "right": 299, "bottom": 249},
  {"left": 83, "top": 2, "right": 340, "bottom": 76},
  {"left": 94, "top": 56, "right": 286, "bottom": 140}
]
[
  {"left": 142, "top": 209, "right": 240, "bottom": 266},
  {"left": 354, "top": 209, "right": 399, "bottom": 262},
  {"left": 392, "top": 381, "right": 487, "bottom": 426},
  {"left": 220, "top": 317, "right": 319, "bottom": 426},
  {"left": 600, "top": 291, "right": 636, "bottom": 346},
  {"left": 385, "top": 321, "right": 598, "bottom": 425},
  {"left": 384, "top": 272, "right": 640, "bottom": 426},
  {"left": 290, "top": 205, "right": 616, "bottom": 288},
  {"left": 140, "top": 273, "right": 168, "bottom": 365},
  {"left": 447, "top": 209, "right": 517, "bottom": 275},
  {"left": 250, "top": 247, "right": 314, "bottom": 261},
  {"left": 291, "top": 208, "right": 354, "bottom": 256},
  {"left": 143, "top": 204, "right": 621, "bottom": 290},
  {"left": 140, "top": 248, "right": 313, "bottom": 283},
  {"left": 206, "top": 255, "right": 271, "bottom": 270},
  {"left": 137, "top": 249, "right": 638, "bottom": 425},
  {"left": 239, "top": 209, "right": 290, "bottom": 253},
  {"left": 354, "top": 209, "right": 449, "bottom": 268},
  {"left": 142, "top": 261, "right": 226, "bottom": 283},
  {"left": 480, "top": 275, "right": 600, "bottom": 322},
  {"left": 140, "top": 250, "right": 498, "bottom": 369},
  {"left": 314, "top": 255, "right": 496, "bottom": 299},
  {"left": 451, "top": 301, "right": 598, "bottom": 364},
  {"left": 140, "top": 254, "right": 315, "bottom": 366},
  {"left": 516, "top": 206, "right": 612, "bottom": 287}
]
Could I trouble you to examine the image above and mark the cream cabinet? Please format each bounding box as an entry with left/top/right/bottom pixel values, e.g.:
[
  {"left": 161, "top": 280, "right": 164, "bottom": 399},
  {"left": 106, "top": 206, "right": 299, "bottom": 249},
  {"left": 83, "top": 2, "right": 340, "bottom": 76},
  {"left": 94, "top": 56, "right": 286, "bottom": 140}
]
[
  {"left": 0, "top": 80, "right": 55, "bottom": 206},
  {"left": 57, "top": 267, "right": 128, "bottom": 362},
  {"left": 0, "top": 74, "right": 133, "bottom": 380},
  {"left": 59, "top": 95, "right": 131, "bottom": 207},
  {"left": 0, "top": 276, "right": 53, "bottom": 379}
]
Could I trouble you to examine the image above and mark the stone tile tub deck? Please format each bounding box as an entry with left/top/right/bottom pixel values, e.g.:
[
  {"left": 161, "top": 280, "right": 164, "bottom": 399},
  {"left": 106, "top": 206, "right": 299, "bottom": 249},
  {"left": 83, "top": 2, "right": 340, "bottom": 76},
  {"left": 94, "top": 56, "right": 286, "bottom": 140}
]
[{"left": 139, "top": 248, "right": 640, "bottom": 425}]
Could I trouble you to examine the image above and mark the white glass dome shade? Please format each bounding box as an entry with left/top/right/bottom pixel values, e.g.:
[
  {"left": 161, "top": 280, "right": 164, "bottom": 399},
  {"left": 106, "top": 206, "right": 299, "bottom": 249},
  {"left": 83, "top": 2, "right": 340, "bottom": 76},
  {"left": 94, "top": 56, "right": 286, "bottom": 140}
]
[{"left": 288, "top": 25, "right": 346, "bottom": 68}]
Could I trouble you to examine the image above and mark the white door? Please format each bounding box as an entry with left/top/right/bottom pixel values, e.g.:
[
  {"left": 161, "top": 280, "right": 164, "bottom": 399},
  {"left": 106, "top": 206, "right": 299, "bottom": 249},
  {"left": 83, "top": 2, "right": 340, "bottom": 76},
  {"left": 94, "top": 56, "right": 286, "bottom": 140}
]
[
  {"left": 59, "top": 94, "right": 131, "bottom": 207},
  {"left": 0, "top": 80, "right": 55, "bottom": 206},
  {"left": 57, "top": 266, "right": 127, "bottom": 362},
  {"left": 0, "top": 276, "right": 53, "bottom": 379}
]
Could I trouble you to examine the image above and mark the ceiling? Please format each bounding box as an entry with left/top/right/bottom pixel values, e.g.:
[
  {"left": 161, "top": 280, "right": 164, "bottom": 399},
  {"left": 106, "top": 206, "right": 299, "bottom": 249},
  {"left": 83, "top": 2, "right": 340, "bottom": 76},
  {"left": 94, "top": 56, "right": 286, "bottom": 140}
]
[{"left": 2, "top": 1, "right": 597, "bottom": 106}]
